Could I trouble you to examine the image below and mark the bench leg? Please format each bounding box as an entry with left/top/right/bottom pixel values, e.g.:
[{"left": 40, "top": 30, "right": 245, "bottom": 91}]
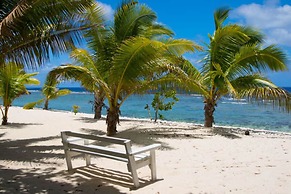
[
  {"left": 84, "top": 140, "right": 91, "bottom": 166},
  {"left": 131, "top": 167, "right": 140, "bottom": 188},
  {"left": 64, "top": 150, "right": 73, "bottom": 171},
  {"left": 128, "top": 156, "right": 140, "bottom": 188},
  {"left": 149, "top": 150, "right": 157, "bottom": 180},
  {"left": 85, "top": 154, "right": 91, "bottom": 166},
  {"left": 61, "top": 132, "right": 73, "bottom": 171}
]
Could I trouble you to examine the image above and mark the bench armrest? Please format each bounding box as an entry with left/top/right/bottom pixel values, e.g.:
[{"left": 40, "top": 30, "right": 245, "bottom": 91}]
[{"left": 131, "top": 144, "right": 161, "bottom": 155}]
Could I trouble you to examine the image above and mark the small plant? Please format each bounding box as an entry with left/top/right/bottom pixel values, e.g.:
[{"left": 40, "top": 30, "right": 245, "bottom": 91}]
[
  {"left": 72, "top": 105, "right": 80, "bottom": 115},
  {"left": 151, "top": 87, "right": 179, "bottom": 122}
]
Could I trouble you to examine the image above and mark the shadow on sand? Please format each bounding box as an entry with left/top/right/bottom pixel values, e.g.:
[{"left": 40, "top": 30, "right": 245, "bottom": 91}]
[
  {"left": 80, "top": 124, "right": 210, "bottom": 151},
  {"left": 74, "top": 116, "right": 99, "bottom": 123},
  {"left": 0, "top": 122, "right": 43, "bottom": 129},
  {"left": 0, "top": 116, "right": 243, "bottom": 193},
  {"left": 0, "top": 165, "right": 127, "bottom": 194},
  {"left": 213, "top": 127, "right": 242, "bottom": 139},
  {"left": 0, "top": 136, "right": 63, "bottom": 163}
]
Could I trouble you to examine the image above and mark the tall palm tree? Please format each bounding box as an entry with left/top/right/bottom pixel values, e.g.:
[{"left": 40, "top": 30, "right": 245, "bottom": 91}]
[
  {"left": 180, "top": 8, "right": 290, "bottom": 127},
  {"left": 0, "top": 0, "right": 94, "bottom": 69},
  {"left": 47, "top": 1, "right": 201, "bottom": 135},
  {"left": 0, "top": 63, "right": 39, "bottom": 125}
]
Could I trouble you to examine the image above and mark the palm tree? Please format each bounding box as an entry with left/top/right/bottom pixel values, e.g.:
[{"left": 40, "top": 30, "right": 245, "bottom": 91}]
[
  {"left": 0, "top": 0, "right": 94, "bottom": 69},
  {"left": 0, "top": 63, "right": 39, "bottom": 125},
  {"left": 42, "top": 80, "right": 71, "bottom": 110},
  {"left": 180, "top": 8, "right": 290, "bottom": 128},
  {"left": 23, "top": 78, "right": 71, "bottom": 110},
  {"left": 47, "top": 1, "right": 201, "bottom": 135}
]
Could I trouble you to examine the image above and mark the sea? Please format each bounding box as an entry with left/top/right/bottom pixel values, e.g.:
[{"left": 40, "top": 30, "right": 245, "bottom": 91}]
[{"left": 12, "top": 87, "right": 291, "bottom": 133}]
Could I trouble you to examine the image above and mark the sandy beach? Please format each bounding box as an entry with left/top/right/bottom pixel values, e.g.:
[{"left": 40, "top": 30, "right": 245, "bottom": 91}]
[{"left": 1, "top": 106, "right": 291, "bottom": 194}]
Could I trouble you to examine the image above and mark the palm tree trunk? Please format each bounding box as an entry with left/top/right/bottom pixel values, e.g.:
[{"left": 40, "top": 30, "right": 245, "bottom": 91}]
[
  {"left": 106, "top": 107, "right": 119, "bottom": 136},
  {"left": 2, "top": 106, "right": 9, "bottom": 125},
  {"left": 204, "top": 99, "right": 215, "bottom": 127},
  {"left": 44, "top": 99, "right": 49, "bottom": 110},
  {"left": 94, "top": 93, "right": 104, "bottom": 119},
  {"left": 154, "top": 110, "right": 158, "bottom": 122}
]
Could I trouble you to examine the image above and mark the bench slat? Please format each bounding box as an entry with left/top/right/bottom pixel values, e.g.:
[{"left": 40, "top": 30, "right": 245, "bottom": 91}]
[
  {"left": 68, "top": 143, "right": 128, "bottom": 159},
  {"left": 70, "top": 149, "right": 129, "bottom": 162},
  {"left": 63, "top": 131, "right": 129, "bottom": 145}
]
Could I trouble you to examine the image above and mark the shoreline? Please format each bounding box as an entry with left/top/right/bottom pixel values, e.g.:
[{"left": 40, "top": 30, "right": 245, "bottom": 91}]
[
  {"left": 20, "top": 106, "right": 291, "bottom": 136},
  {"left": 1, "top": 106, "right": 291, "bottom": 193},
  {"left": 15, "top": 90, "right": 291, "bottom": 134}
]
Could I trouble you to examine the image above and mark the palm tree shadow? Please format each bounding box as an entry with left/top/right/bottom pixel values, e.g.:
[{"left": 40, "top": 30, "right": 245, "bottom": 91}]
[
  {"left": 0, "top": 165, "right": 126, "bottom": 194},
  {"left": 80, "top": 128, "right": 105, "bottom": 135},
  {"left": 212, "top": 127, "right": 242, "bottom": 139},
  {"left": 0, "top": 133, "right": 6, "bottom": 138},
  {"left": 0, "top": 122, "right": 43, "bottom": 129},
  {"left": 74, "top": 117, "right": 99, "bottom": 123},
  {"left": 0, "top": 136, "right": 64, "bottom": 164},
  {"left": 82, "top": 125, "right": 207, "bottom": 150}
]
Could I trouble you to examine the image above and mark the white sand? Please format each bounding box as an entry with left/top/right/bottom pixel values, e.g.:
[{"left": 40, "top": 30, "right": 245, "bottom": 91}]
[{"left": 1, "top": 107, "right": 291, "bottom": 194}]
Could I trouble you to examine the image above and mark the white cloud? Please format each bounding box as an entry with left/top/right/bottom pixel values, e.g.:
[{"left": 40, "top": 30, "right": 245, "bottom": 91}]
[
  {"left": 231, "top": 0, "right": 291, "bottom": 47},
  {"left": 97, "top": 2, "right": 114, "bottom": 21}
]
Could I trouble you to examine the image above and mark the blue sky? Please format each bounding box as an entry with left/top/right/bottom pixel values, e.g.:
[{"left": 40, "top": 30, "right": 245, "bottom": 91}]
[{"left": 37, "top": 0, "right": 291, "bottom": 87}]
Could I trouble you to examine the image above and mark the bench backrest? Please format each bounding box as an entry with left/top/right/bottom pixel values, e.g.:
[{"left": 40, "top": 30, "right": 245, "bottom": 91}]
[
  {"left": 61, "top": 131, "right": 133, "bottom": 161},
  {"left": 62, "top": 131, "right": 131, "bottom": 145}
]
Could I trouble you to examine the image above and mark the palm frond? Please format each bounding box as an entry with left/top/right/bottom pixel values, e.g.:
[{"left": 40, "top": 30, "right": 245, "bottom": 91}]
[
  {"left": 163, "top": 38, "right": 202, "bottom": 56},
  {"left": 0, "top": 62, "right": 39, "bottom": 105},
  {"left": 70, "top": 49, "right": 95, "bottom": 69},
  {"left": 112, "top": 37, "right": 162, "bottom": 86},
  {"left": 0, "top": 0, "right": 94, "bottom": 68},
  {"left": 83, "top": 2, "right": 108, "bottom": 53},
  {"left": 254, "top": 45, "right": 287, "bottom": 71},
  {"left": 241, "top": 87, "right": 291, "bottom": 112},
  {"left": 214, "top": 7, "right": 230, "bottom": 30},
  {"left": 56, "top": 89, "right": 71, "bottom": 97},
  {"left": 47, "top": 65, "right": 110, "bottom": 96},
  {"left": 23, "top": 99, "right": 44, "bottom": 110},
  {"left": 140, "top": 24, "right": 174, "bottom": 38},
  {"left": 226, "top": 44, "right": 287, "bottom": 80},
  {"left": 114, "top": 1, "right": 156, "bottom": 42},
  {"left": 230, "top": 74, "right": 290, "bottom": 111}
]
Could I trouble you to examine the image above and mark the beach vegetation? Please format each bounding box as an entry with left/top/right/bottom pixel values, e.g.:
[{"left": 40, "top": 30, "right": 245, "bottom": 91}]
[
  {"left": 72, "top": 105, "right": 80, "bottom": 115},
  {"left": 42, "top": 83, "right": 71, "bottom": 110},
  {"left": 23, "top": 79, "right": 71, "bottom": 110},
  {"left": 0, "top": 63, "right": 39, "bottom": 125},
  {"left": 151, "top": 88, "right": 179, "bottom": 122},
  {"left": 0, "top": 0, "right": 94, "bottom": 69},
  {"left": 45, "top": 3, "right": 108, "bottom": 120},
  {"left": 180, "top": 8, "right": 291, "bottom": 127},
  {"left": 46, "top": 1, "right": 201, "bottom": 135}
]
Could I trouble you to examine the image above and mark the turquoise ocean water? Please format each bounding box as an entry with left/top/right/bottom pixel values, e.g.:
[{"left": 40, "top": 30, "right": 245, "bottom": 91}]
[{"left": 12, "top": 87, "right": 291, "bottom": 133}]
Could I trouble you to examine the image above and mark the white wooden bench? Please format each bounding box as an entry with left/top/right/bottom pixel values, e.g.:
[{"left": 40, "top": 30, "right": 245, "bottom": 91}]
[{"left": 61, "top": 131, "right": 161, "bottom": 188}]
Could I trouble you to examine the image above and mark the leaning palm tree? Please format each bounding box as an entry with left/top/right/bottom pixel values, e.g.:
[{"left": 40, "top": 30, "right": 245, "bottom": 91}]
[
  {"left": 0, "top": 62, "right": 39, "bottom": 125},
  {"left": 180, "top": 8, "right": 290, "bottom": 127},
  {"left": 0, "top": 0, "right": 94, "bottom": 69},
  {"left": 47, "top": 1, "right": 201, "bottom": 135}
]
